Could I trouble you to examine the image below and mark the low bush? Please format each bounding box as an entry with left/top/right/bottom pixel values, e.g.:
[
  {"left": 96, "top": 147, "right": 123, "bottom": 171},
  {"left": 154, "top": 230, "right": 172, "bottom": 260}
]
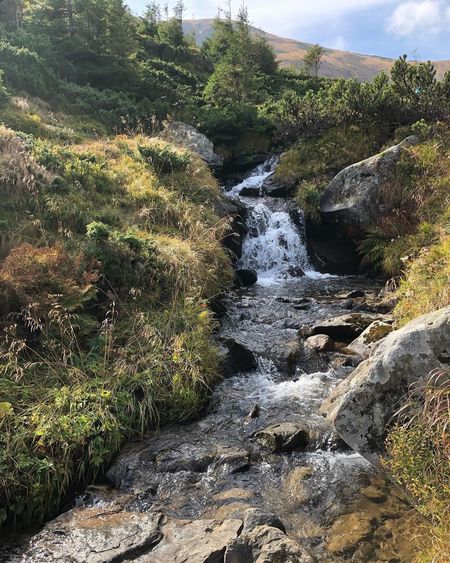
[
  {"left": 384, "top": 370, "right": 450, "bottom": 561},
  {"left": 138, "top": 142, "right": 191, "bottom": 174}
]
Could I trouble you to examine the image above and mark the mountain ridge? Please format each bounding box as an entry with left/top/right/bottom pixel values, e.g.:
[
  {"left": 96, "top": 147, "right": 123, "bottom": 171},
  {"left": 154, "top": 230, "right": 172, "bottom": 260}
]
[{"left": 183, "top": 18, "right": 450, "bottom": 81}]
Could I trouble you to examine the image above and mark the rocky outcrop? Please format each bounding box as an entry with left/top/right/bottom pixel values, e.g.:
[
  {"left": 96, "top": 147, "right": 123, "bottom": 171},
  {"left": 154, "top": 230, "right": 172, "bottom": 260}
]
[
  {"left": 214, "top": 197, "right": 247, "bottom": 260},
  {"left": 320, "top": 136, "right": 418, "bottom": 228},
  {"left": 160, "top": 121, "right": 224, "bottom": 168},
  {"left": 312, "top": 313, "right": 384, "bottom": 342},
  {"left": 322, "top": 306, "right": 450, "bottom": 462}
]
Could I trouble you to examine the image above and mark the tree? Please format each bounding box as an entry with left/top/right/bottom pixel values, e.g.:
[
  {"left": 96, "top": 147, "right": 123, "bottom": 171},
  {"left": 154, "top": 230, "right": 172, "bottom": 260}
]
[
  {"left": 303, "top": 44, "right": 325, "bottom": 78},
  {"left": 0, "top": 0, "right": 24, "bottom": 30}
]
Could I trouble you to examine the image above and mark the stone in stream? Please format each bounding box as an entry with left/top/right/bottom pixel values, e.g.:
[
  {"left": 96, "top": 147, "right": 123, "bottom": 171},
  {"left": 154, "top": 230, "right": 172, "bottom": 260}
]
[
  {"left": 20, "top": 507, "right": 163, "bottom": 563},
  {"left": 311, "top": 313, "right": 384, "bottom": 342},
  {"left": 323, "top": 306, "right": 450, "bottom": 463},
  {"left": 305, "top": 334, "right": 334, "bottom": 352},
  {"left": 219, "top": 337, "right": 257, "bottom": 377},
  {"left": 224, "top": 524, "right": 314, "bottom": 563},
  {"left": 239, "top": 186, "right": 261, "bottom": 197},
  {"left": 142, "top": 518, "right": 243, "bottom": 562},
  {"left": 235, "top": 268, "right": 258, "bottom": 287},
  {"left": 242, "top": 508, "right": 286, "bottom": 534},
  {"left": 255, "top": 422, "right": 309, "bottom": 453},
  {"left": 260, "top": 174, "right": 294, "bottom": 198}
]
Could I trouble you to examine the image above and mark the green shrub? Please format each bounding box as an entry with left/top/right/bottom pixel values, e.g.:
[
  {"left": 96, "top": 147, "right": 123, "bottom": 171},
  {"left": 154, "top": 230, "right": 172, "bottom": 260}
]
[
  {"left": 296, "top": 179, "right": 325, "bottom": 222},
  {"left": 0, "top": 70, "right": 9, "bottom": 106},
  {"left": 138, "top": 143, "right": 191, "bottom": 174},
  {"left": 384, "top": 370, "right": 450, "bottom": 561}
]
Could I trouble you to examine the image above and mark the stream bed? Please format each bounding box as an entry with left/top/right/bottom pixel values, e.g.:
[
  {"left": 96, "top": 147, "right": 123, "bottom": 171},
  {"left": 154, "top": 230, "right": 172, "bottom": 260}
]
[{"left": 1, "top": 162, "right": 422, "bottom": 562}]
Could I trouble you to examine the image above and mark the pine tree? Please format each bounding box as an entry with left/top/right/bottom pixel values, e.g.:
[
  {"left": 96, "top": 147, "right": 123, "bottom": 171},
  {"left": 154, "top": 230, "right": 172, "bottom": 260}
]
[{"left": 303, "top": 44, "right": 325, "bottom": 78}]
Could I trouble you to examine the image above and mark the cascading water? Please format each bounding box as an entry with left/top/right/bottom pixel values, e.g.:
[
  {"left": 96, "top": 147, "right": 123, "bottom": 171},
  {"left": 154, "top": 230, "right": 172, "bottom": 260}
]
[
  {"left": 5, "top": 158, "right": 417, "bottom": 563},
  {"left": 226, "top": 157, "right": 320, "bottom": 283}
]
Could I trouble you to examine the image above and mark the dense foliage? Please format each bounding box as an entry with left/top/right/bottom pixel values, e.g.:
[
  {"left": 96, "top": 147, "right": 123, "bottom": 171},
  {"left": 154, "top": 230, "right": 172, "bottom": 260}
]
[{"left": 1, "top": 2, "right": 449, "bottom": 551}]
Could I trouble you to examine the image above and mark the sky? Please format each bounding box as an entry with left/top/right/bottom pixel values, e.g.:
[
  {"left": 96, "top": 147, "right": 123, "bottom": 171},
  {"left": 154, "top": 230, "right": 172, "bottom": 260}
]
[{"left": 127, "top": 0, "right": 450, "bottom": 60}]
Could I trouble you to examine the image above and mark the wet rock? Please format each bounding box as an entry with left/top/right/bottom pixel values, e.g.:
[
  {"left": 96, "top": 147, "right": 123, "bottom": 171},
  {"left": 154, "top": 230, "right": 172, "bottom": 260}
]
[
  {"left": 329, "top": 353, "right": 361, "bottom": 369},
  {"left": 215, "top": 198, "right": 247, "bottom": 260},
  {"left": 225, "top": 524, "right": 314, "bottom": 563},
  {"left": 347, "top": 320, "right": 394, "bottom": 358},
  {"left": 320, "top": 136, "right": 418, "bottom": 228},
  {"left": 240, "top": 186, "right": 261, "bottom": 197},
  {"left": 339, "top": 298, "right": 354, "bottom": 310},
  {"left": 145, "top": 518, "right": 243, "bottom": 563},
  {"left": 312, "top": 313, "right": 383, "bottom": 342},
  {"left": 235, "top": 268, "right": 258, "bottom": 287},
  {"left": 287, "top": 265, "right": 305, "bottom": 278},
  {"left": 242, "top": 509, "right": 286, "bottom": 534},
  {"left": 255, "top": 422, "right": 309, "bottom": 453},
  {"left": 305, "top": 334, "right": 334, "bottom": 352},
  {"left": 323, "top": 306, "right": 450, "bottom": 462},
  {"left": 21, "top": 508, "right": 163, "bottom": 563},
  {"left": 246, "top": 404, "right": 260, "bottom": 421},
  {"left": 325, "top": 512, "right": 374, "bottom": 555},
  {"left": 261, "top": 176, "right": 294, "bottom": 198},
  {"left": 160, "top": 121, "right": 224, "bottom": 168},
  {"left": 282, "top": 466, "right": 315, "bottom": 506},
  {"left": 340, "top": 289, "right": 365, "bottom": 299},
  {"left": 220, "top": 338, "right": 257, "bottom": 376},
  {"left": 212, "top": 446, "right": 251, "bottom": 474}
]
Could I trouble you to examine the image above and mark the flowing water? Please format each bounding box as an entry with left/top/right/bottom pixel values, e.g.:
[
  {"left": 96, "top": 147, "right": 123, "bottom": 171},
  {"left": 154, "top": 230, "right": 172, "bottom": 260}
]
[{"left": 2, "top": 161, "right": 420, "bottom": 562}]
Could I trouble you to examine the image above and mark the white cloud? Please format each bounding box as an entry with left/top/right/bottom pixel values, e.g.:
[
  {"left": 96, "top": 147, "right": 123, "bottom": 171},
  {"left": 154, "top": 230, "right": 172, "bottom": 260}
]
[
  {"left": 129, "top": 0, "right": 397, "bottom": 37},
  {"left": 386, "top": 1, "right": 444, "bottom": 37}
]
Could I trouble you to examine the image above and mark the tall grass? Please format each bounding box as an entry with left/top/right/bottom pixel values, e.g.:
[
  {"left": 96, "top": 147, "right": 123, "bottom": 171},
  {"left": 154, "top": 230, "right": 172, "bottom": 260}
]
[
  {"left": 0, "top": 127, "right": 233, "bottom": 528},
  {"left": 384, "top": 369, "right": 450, "bottom": 561}
]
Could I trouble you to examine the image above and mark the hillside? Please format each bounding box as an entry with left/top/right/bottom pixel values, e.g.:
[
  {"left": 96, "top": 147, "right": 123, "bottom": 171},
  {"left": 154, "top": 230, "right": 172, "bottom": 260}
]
[{"left": 183, "top": 18, "right": 450, "bottom": 81}]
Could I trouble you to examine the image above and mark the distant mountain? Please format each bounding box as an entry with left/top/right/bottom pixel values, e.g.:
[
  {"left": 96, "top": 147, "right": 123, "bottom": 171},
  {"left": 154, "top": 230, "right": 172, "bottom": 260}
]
[{"left": 183, "top": 19, "right": 450, "bottom": 82}]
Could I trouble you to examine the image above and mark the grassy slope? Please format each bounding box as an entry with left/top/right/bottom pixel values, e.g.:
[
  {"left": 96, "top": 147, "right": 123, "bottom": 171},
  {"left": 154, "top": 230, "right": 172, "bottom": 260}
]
[{"left": 0, "top": 99, "right": 233, "bottom": 527}]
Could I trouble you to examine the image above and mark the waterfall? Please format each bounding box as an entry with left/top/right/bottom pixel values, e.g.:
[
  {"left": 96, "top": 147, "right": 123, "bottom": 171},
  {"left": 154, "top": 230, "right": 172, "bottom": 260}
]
[{"left": 225, "top": 157, "right": 321, "bottom": 283}]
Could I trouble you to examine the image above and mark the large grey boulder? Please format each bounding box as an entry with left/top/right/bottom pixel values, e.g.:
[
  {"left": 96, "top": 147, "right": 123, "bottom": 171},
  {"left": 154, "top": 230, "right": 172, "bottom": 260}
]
[
  {"left": 160, "top": 121, "right": 224, "bottom": 168},
  {"left": 322, "top": 306, "right": 450, "bottom": 463},
  {"left": 320, "top": 136, "right": 418, "bottom": 227}
]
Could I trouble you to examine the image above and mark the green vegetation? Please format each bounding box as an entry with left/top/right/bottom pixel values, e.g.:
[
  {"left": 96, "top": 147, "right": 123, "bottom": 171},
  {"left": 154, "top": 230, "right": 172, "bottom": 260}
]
[
  {"left": 384, "top": 370, "right": 450, "bottom": 562},
  {"left": 0, "top": 2, "right": 449, "bottom": 552},
  {"left": 0, "top": 127, "right": 233, "bottom": 528}
]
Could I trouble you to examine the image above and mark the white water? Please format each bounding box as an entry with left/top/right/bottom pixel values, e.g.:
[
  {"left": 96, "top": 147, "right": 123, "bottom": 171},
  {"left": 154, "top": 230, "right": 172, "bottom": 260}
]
[
  {"left": 226, "top": 156, "right": 278, "bottom": 199},
  {"left": 226, "top": 158, "right": 327, "bottom": 284}
]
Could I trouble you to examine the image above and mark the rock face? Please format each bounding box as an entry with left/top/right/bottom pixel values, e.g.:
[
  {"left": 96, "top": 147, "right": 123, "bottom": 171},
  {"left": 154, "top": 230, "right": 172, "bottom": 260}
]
[
  {"left": 214, "top": 198, "right": 247, "bottom": 261},
  {"left": 348, "top": 320, "right": 393, "bottom": 358},
  {"left": 305, "top": 334, "right": 334, "bottom": 352},
  {"left": 320, "top": 136, "right": 418, "bottom": 228},
  {"left": 160, "top": 121, "right": 224, "bottom": 168},
  {"left": 323, "top": 306, "right": 450, "bottom": 462}
]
